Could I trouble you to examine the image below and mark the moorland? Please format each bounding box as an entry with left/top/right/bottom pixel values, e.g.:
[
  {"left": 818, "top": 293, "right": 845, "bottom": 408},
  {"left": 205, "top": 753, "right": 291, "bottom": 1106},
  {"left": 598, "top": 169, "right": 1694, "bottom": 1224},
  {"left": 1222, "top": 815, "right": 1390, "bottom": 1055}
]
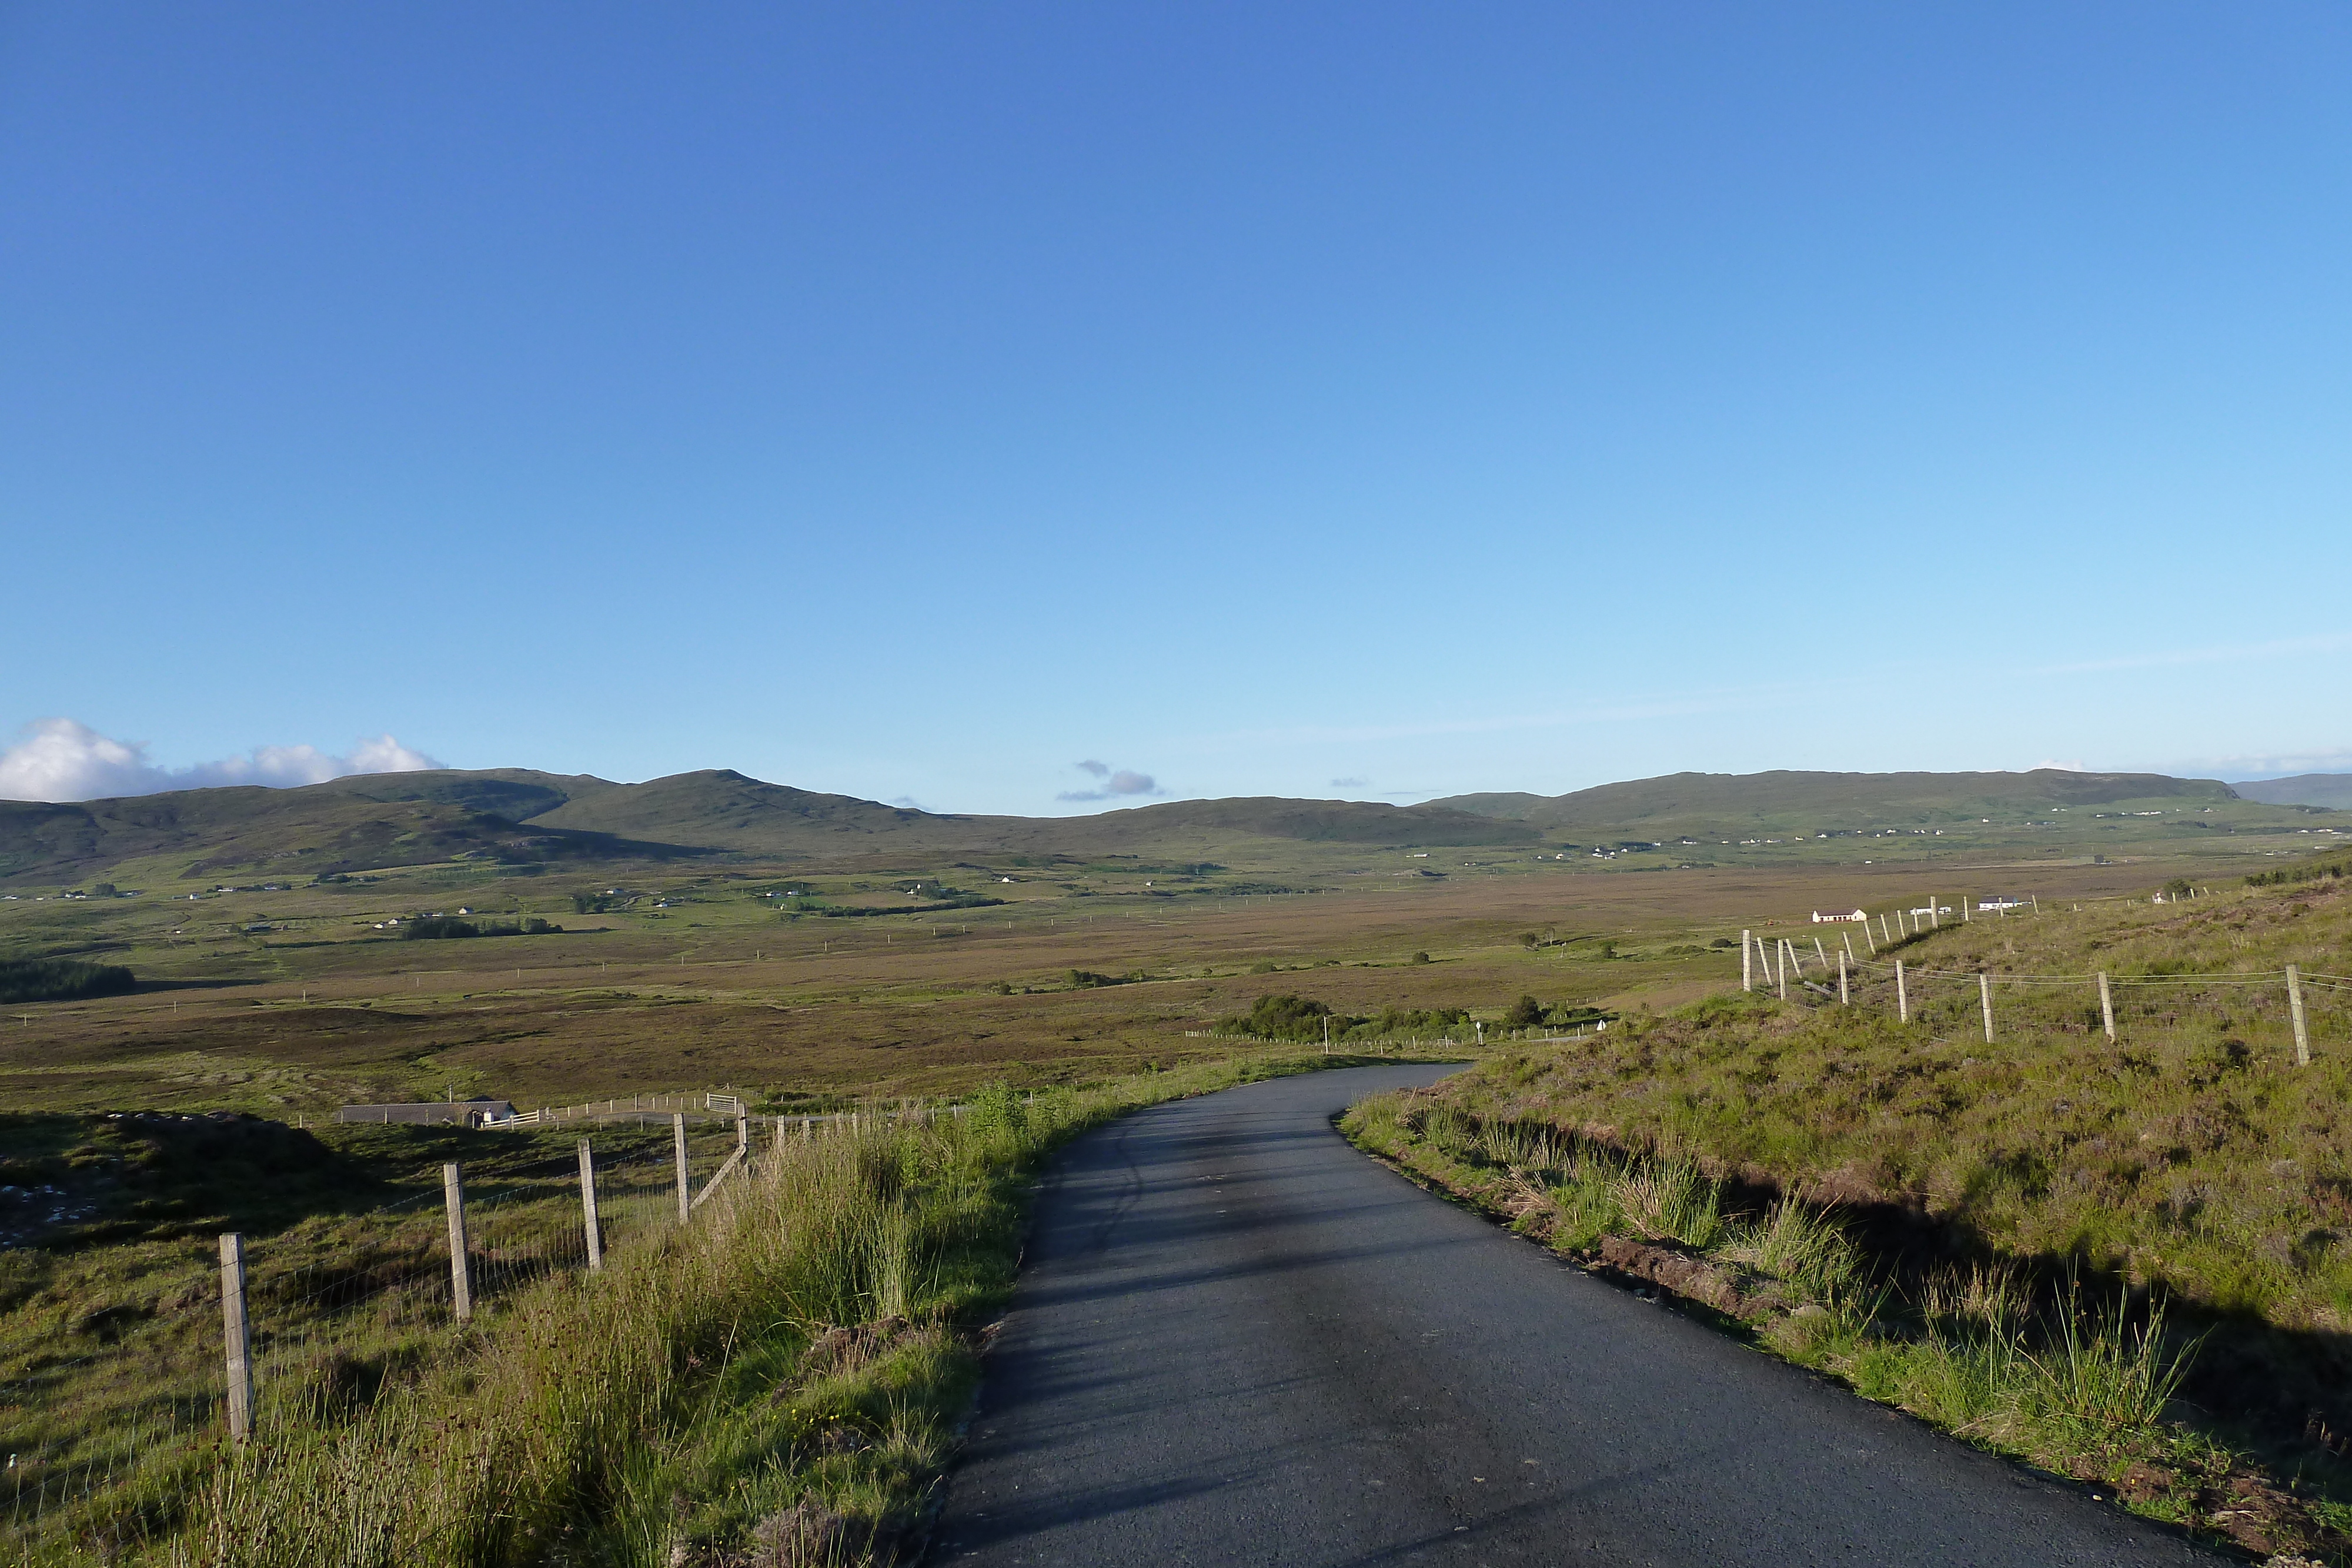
[
  {"left": 2, "top": 764, "right": 2341, "bottom": 1118},
  {"left": 4, "top": 763, "right": 2350, "bottom": 1564}
]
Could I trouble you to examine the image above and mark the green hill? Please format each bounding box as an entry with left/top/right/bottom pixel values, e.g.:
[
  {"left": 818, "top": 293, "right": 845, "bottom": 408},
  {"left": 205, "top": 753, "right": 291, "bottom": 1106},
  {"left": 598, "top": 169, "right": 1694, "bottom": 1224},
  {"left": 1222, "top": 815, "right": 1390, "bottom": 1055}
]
[
  {"left": 2233, "top": 773, "right": 2352, "bottom": 810},
  {"left": 0, "top": 780, "right": 701, "bottom": 888},
  {"left": 0, "top": 770, "right": 1533, "bottom": 887},
  {"left": 1428, "top": 768, "right": 2239, "bottom": 835}
]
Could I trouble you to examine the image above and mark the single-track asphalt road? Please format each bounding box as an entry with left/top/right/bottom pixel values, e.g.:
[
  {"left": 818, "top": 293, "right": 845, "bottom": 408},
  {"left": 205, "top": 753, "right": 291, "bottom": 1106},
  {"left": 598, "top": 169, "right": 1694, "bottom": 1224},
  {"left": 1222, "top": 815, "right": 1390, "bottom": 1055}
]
[{"left": 931, "top": 1064, "right": 2217, "bottom": 1566}]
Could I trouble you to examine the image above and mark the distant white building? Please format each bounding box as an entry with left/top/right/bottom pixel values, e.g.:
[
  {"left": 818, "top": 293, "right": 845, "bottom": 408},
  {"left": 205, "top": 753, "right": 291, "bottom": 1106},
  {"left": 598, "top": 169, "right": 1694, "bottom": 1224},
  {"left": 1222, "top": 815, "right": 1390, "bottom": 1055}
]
[
  {"left": 1812, "top": 908, "right": 1867, "bottom": 923},
  {"left": 1977, "top": 895, "right": 2027, "bottom": 912}
]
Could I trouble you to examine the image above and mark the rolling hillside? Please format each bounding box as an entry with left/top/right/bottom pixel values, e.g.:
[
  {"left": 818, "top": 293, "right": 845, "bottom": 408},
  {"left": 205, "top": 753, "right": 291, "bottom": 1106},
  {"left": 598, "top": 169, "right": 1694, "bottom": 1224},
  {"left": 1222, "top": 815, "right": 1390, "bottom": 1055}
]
[
  {"left": 2234, "top": 773, "right": 2352, "bottom": 810},
  {"left": 9, "top": 763, "right": 2337, "bottom": 890},
  {"left": 0, "top": 770, "right": 1533, "bottom": 887},
  {"left": 1428, "top": 768, "right": 2243, "bottom": 835}
]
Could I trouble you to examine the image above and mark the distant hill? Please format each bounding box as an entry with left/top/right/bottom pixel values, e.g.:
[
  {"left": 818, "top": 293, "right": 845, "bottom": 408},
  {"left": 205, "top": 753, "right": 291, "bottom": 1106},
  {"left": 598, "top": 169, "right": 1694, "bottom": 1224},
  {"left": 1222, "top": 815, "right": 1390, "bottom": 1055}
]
[
  {"left": 1030, "top": 796, "right": 1539, "bottom": 850},
  {"left": 524, "top": 770, "right": 962, "bottom": 850},
  {"left": 0, "top": 778, "right": 705, "bottom": 887},
  {"left": 1426, "top": 768, "right": 2239, "bottom": 836},
  {"left": 0, "top": 770, "right": 1531, "bottom": 886},
  {"left": 2231, "top": 774, "right": 2352, "bottom": 810}
]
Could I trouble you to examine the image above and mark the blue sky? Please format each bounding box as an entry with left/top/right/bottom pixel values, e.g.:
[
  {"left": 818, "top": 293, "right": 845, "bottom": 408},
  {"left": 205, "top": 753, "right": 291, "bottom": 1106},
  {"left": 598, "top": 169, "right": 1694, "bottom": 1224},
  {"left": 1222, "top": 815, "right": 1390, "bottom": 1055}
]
[{"left": 4, "top": 4, "right": 2347, "bottom": 811}]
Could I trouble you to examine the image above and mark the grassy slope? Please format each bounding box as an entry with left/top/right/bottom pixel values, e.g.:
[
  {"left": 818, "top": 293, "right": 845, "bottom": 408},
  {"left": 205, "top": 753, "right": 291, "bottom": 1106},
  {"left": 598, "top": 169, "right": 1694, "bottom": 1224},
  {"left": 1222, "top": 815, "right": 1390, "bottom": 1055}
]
[
  {"left": 2240, "top": 776, "right": 2352, "bottom": 811},
  {"left": 1342, "top": 872, "right": 2352, "bottom": 1560},
  {"left": 6, "top": 1049, "right": 1458, "bottom": 1566},
  {"left": 1430, "top": 767, "right": 2240, "bottom": 828}
]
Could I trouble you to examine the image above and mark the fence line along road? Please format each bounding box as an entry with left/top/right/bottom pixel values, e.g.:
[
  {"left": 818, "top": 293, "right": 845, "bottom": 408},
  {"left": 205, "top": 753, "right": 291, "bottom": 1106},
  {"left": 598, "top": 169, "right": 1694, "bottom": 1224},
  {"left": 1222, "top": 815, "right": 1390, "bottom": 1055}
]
[{"left": 1736, "top": 922, "right": 2334, "bottom": 1064}]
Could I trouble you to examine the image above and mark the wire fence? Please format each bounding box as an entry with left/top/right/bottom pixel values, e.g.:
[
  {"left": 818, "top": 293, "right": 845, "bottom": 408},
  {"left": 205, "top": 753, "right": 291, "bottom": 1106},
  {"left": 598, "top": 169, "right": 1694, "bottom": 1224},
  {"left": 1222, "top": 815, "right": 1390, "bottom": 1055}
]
[
  {"left": 1733, "top": 922, "right": 2344, "bottom": 1062},
  {"left": 0, "top": 1116, "right": 754, "bottom": 1559}
]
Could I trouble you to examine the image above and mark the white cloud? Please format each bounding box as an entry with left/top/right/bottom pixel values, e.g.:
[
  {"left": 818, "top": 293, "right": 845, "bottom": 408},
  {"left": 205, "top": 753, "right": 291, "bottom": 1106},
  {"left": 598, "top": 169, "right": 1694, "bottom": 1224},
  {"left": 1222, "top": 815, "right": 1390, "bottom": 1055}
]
[
  {"left": 0, "top": 718, "right": 442, "bottom": 803},
  {"left": 1330, "top": 776, "right": 1369, "bottom": 788},
  {"left": 1057, "top": 761, "right": 1162, "bottom": 803}
]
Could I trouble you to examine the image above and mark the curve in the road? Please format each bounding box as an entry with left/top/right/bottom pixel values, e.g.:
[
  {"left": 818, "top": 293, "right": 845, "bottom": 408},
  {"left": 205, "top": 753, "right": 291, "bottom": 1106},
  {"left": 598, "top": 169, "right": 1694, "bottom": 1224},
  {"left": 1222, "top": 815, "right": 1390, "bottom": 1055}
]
[{"left": 931, "top": 1064, "right": 2216, "bottom": 1566}]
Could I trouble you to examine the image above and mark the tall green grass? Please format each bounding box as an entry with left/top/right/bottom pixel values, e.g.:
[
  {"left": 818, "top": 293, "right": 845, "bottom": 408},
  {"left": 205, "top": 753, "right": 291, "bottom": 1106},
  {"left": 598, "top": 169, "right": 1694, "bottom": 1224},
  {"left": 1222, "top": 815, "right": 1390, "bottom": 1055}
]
[
  {"left": 19, "top": 1049, "right": 1419, "bottom": 1566},
  {"left": 1344, "top": 1094, "right": 2220, "bottom": 1528}
]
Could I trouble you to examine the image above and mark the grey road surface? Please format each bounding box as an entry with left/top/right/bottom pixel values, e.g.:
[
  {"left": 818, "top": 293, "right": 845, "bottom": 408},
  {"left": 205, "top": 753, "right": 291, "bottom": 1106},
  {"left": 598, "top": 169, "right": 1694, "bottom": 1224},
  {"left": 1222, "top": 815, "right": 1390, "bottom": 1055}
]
[{"left": 931, "top": 1065, "right": 2214, "bottom": 1566}]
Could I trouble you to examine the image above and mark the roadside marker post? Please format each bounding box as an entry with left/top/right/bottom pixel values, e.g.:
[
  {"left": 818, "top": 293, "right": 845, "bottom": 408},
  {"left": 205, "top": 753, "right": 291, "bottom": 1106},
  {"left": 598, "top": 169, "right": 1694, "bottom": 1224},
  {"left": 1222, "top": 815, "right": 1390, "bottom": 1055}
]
[
  {"left": 2288, "top": 964, "right": 2311, "bottom": 1066},
  {"left": 444, "top": 1164, "right": 473, "bottom": 1323},
  {"left": 2097, "top": 972, "right": 2116, "bottom": 1042}
]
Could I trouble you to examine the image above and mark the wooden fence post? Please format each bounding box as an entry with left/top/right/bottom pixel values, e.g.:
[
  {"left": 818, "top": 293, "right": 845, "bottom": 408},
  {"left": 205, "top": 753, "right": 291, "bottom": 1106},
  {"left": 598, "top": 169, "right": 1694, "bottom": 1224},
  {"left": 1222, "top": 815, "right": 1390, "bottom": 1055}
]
[
  {"left": 443, "top": 1164, "right": 472, "bottom": 1322},
  {"left": 579, "top": 1139, "right": 603, "bottom": 1272},
  {"left": 219, "top": 1233, "right": 252, "bottom": 1443},
  {"left": 673, "top": 1113, "right": 691, "bottom": 1223},
  {"left": 1814, "top": 936, "right": 1827, "bottom": 965},
  {"left": 774, "top": 1114, "right": 788, "bottom": 1161},
  {"left": 736, "top": 1112, "right": 750, "bottom": 1158},
  {"left": 1838, "top": 950, "right": 1849, "bottom": 1005},
  {"left": 1979, "top": 972, "right": 1994, "bottom": 1044},
  {"left": 2097, "top": 971, "right": 2116, "bottom": 1042},
  {"left": 1863, "top": 920, "right": 1876, "bottom": 956},
  {"left": 1742, "top": 931, "right": 1752, "bottom": 991},
  {"left": 2288, "top": 964, "right": 2311, "bottom": 1066},
  {"left": 1896, "top": 959, "right": 1909, "bottom": 1023},
  {"left": 1776, "top": 941, "right": 1788, "bottom": 1000}
]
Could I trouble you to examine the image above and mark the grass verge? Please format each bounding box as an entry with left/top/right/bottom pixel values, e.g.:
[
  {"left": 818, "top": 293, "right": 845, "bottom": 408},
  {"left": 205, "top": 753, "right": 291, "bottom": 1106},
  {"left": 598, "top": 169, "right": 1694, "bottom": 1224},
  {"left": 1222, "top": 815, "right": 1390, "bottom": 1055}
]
[
  {"left": 16, "top": 1048, "right": 1457, "bottom": 1565},
  {"left": 1342, "top": 1086, "right": 2350, "bottom": 1564}
]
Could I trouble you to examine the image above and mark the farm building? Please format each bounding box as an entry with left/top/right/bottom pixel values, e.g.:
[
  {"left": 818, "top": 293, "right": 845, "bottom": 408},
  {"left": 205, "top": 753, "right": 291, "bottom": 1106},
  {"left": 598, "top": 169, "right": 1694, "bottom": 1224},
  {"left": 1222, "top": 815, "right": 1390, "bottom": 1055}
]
[{"left": 1810, "top": 908, "right": 1867, "bottom": 923}]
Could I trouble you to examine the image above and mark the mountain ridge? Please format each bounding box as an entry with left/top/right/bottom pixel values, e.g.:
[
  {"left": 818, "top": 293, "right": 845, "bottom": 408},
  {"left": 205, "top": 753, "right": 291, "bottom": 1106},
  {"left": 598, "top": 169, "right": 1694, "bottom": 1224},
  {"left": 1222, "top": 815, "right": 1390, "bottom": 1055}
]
[
  {"left": 1, "top": 764, "right": 2321, "bottom": 889},
  {"left": 1424, "top": 768, "right": 2239, "bottom": 833},
  {"left": 0, "top": 769, "right": 1532, "bottom": 885}
]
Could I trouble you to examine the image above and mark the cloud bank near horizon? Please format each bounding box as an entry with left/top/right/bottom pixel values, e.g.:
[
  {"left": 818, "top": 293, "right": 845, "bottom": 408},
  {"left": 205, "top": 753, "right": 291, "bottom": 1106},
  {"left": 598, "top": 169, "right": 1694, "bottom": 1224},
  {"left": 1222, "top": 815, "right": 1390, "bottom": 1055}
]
[{"left": 0, "top": 718, "right": 441, "bottom": 803}]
